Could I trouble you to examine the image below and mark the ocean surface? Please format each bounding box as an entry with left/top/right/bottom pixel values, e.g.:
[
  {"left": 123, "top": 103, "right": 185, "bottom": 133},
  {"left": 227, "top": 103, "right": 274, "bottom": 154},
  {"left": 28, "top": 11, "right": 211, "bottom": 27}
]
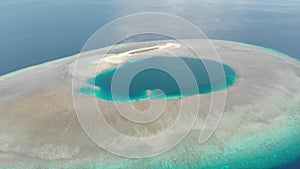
[
  {"left": 1, "top": 0, "right": 300, "bottom": 76},
  {"left": 0, "top": 0, "right": 299, "bottom": 168}
]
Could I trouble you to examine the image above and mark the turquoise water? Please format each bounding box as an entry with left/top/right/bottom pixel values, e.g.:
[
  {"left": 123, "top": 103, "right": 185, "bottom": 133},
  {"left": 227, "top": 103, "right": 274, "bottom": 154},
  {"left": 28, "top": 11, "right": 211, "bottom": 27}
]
[{"left": 78, "top": 56, "right": 237, "bottom": 102}]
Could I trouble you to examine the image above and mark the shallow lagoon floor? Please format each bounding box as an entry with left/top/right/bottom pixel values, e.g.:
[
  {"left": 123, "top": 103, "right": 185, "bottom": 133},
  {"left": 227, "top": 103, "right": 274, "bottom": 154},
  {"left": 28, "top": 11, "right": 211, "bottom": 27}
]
[{"left": 0, "top": 39, "right": 299, "bottom": 169}]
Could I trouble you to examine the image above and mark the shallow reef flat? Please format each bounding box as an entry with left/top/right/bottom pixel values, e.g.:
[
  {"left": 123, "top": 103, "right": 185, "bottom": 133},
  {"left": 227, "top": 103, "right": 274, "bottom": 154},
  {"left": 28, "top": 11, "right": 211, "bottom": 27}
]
[{"left": 0, "top": 39, "right": 299, "bottom": 169}]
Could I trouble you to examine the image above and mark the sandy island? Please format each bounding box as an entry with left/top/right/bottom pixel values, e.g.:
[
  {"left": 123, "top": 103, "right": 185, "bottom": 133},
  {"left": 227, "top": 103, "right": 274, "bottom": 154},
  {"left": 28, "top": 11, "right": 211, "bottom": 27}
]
[{"left": 92, "top": 43, "right": 181, "bottom": 64}]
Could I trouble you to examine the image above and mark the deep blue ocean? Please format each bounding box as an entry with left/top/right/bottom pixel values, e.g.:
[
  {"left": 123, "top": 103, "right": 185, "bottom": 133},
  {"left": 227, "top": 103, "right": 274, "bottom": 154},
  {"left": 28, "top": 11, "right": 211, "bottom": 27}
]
[{"left": 0, "top": 0, "right": 299, "bottom": 168}]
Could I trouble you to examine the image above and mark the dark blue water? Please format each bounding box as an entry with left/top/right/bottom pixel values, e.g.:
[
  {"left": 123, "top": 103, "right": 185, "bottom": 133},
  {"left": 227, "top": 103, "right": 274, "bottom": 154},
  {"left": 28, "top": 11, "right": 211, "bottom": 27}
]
[
  {"left": 1, "top": 0, "right": 299, "bottom": 168},
  {"left": 1, "top": 0, "right": 300, "bottom": 76},
  {"left": 79, "top": 57, "right": 237, "bottom": 102}
]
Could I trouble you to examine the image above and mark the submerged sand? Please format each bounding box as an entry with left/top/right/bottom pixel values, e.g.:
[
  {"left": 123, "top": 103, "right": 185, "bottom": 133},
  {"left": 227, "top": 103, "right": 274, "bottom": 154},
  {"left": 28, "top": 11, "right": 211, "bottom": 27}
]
[{"left": 0, "top": 39, "right": 299, "bottom": 169}]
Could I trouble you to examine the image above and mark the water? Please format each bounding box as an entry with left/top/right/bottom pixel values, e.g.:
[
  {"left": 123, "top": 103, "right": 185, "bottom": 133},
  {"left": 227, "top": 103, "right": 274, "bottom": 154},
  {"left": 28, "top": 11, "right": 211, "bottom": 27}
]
[
  {"left": 0, "top": 0, "right": 300, "bottom": 168},
  {"left": 1, "top": 0, "right": 300, "bottom": 76},
  {"left": 78, "top": 57, "right": 237, "bottom": 102}
]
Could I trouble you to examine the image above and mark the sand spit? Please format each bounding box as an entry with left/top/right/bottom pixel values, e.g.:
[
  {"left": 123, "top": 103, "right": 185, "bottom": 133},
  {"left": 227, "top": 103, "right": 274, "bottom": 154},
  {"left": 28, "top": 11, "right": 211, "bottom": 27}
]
[{"left": 92, "top": 43, "right": 181, "bottom": 64}]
